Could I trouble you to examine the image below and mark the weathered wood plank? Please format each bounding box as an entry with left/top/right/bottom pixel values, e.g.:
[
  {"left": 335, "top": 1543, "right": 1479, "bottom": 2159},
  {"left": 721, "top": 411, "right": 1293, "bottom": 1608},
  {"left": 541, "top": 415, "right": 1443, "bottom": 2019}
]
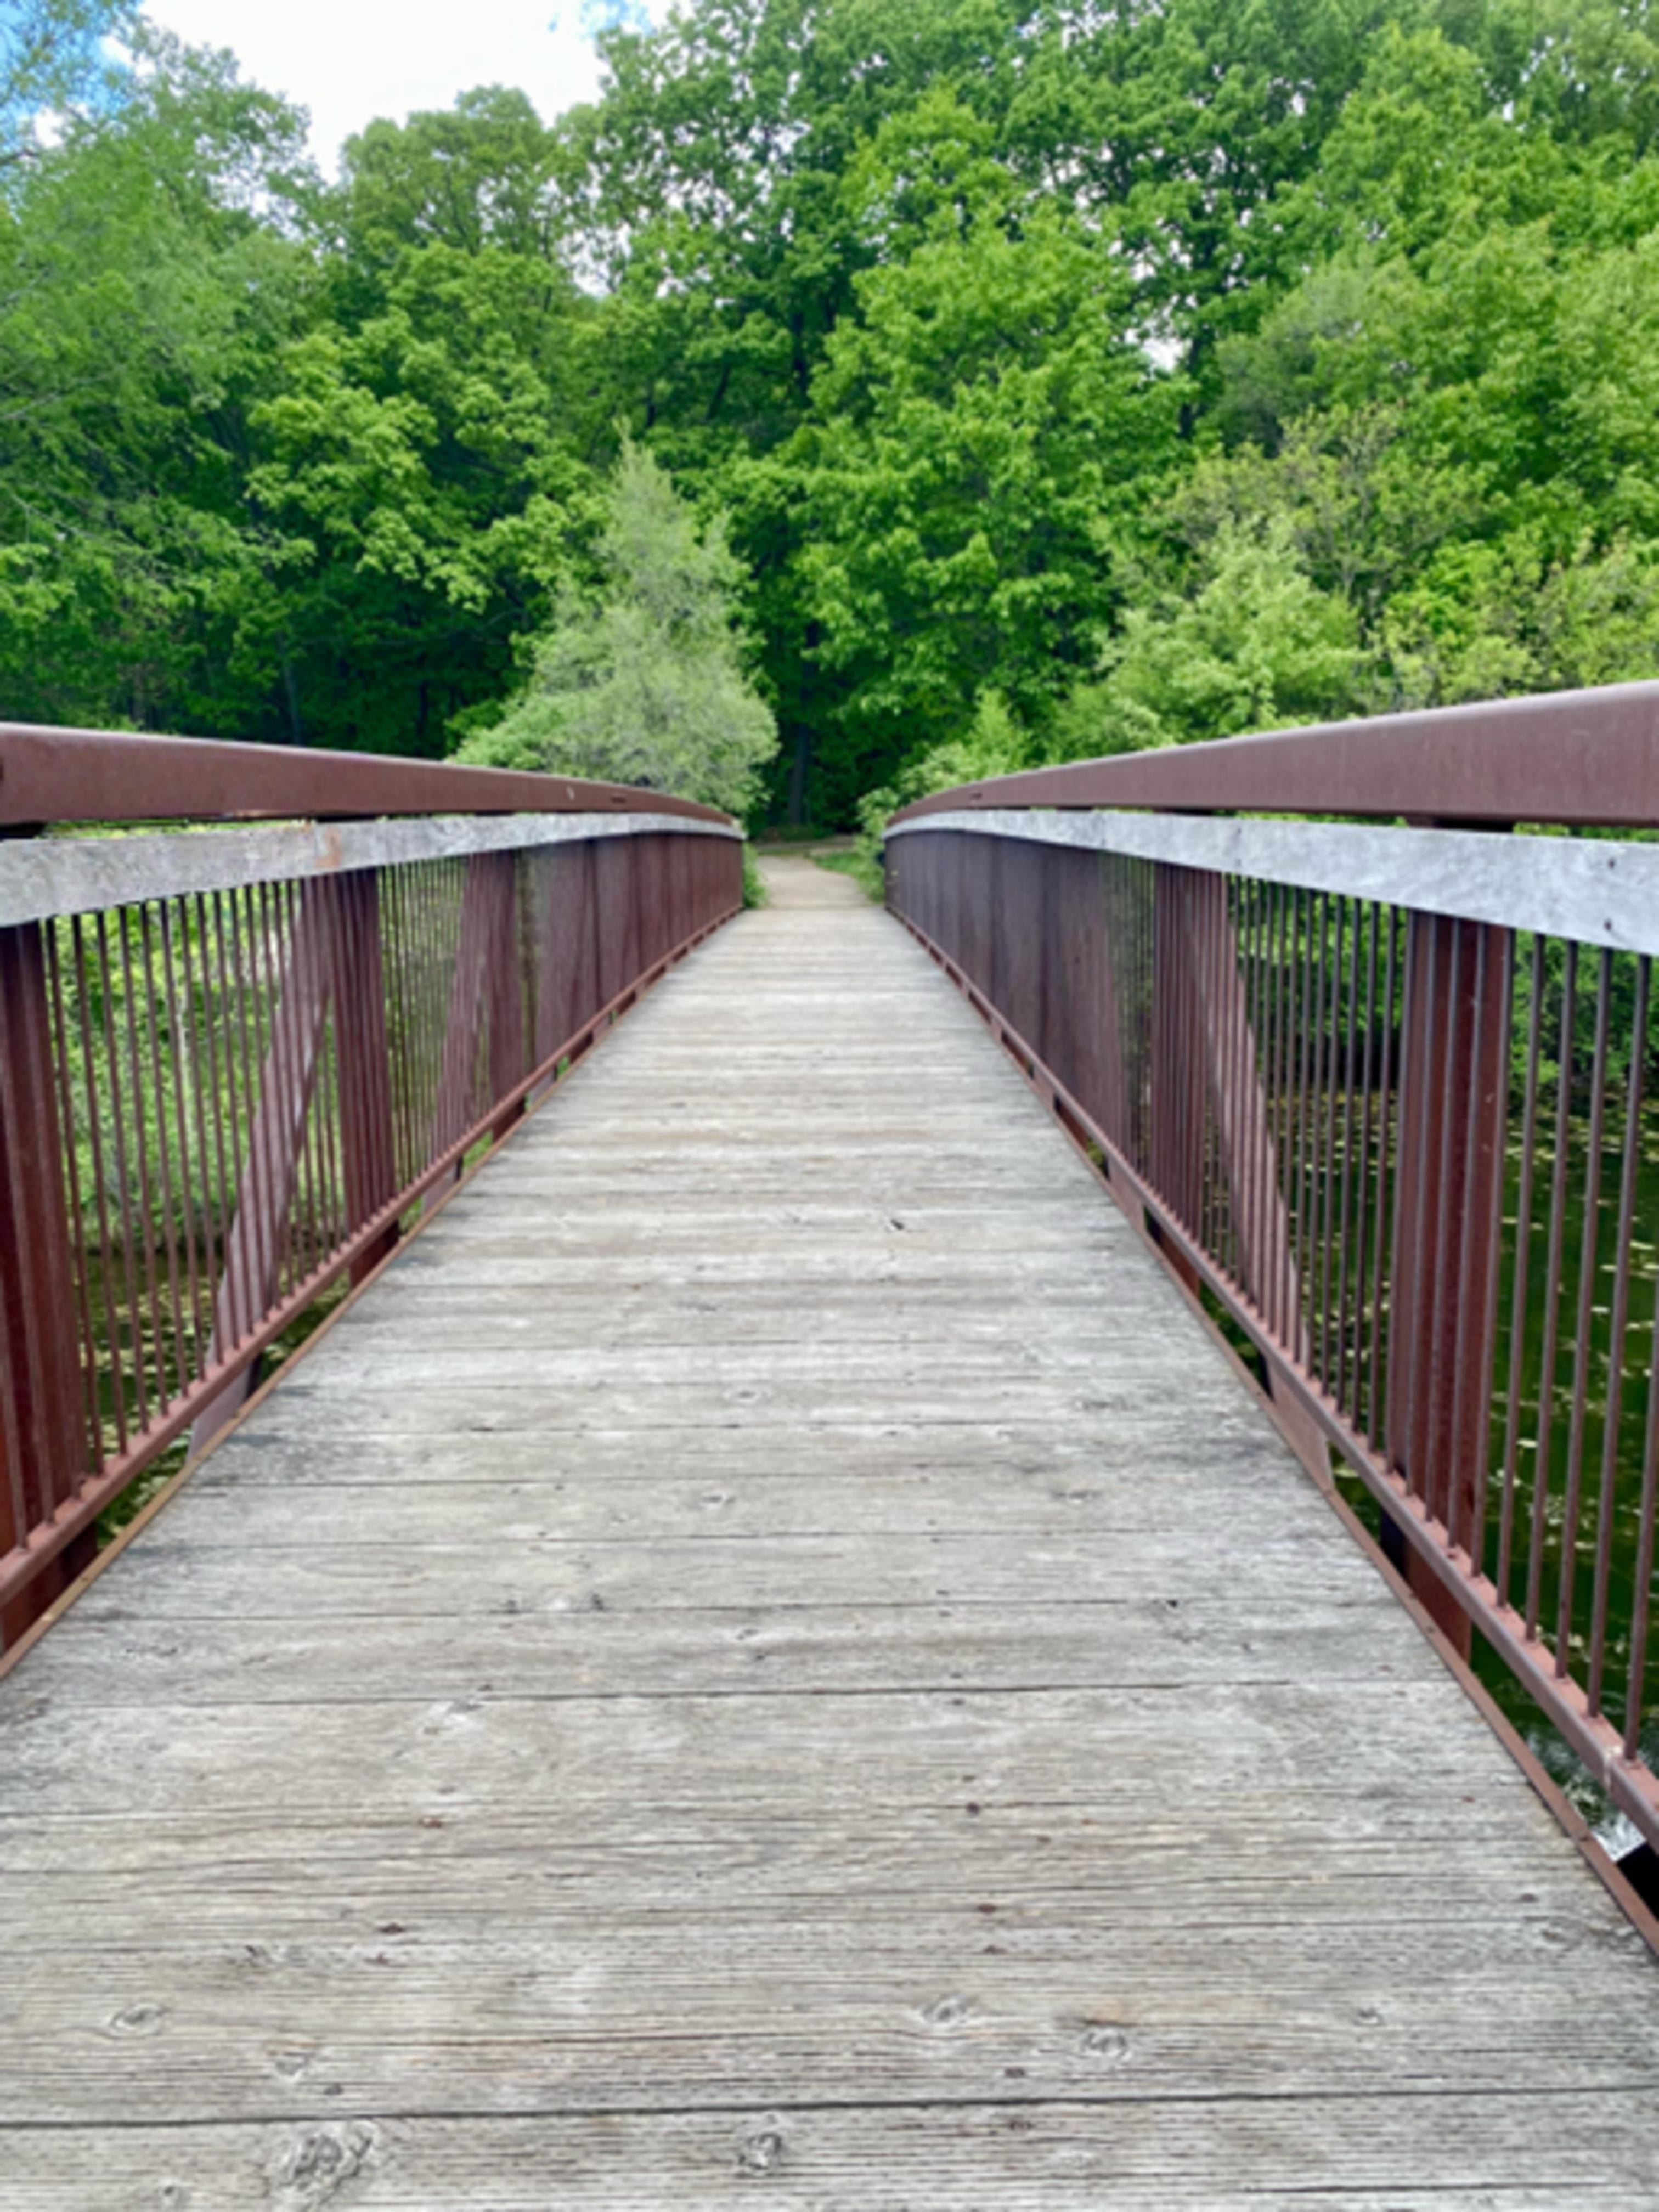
[
  {"left": 3, "top": 1907, "right": 1656, "bottom": 2124},
  {"left": 193, "top": 1417, "right": 1282, "bottom": 1488},
  {"left": 0, "top": 1785, "right": 1575, "bottom": 1880},
  {"left": 136, "top": 1462, "right": 1318, "bottom": 1544},
  {"left": 0, "top": 1681, "right": 1582, "bottom": 1819},
  {"left": 54, "top": 1527, "right": 1383, "bottom": 1617},
  {"left": 207, "top": 1419, "right": 1294, "bottom": 1496},
  {"left": 244, "top": 1379, "right": 1246, "bottom": 1435},
  {"left": 6, "top": 2096, "right": 1659, "bottom": 2212},
  {"left": 285, "top": 1336, "right": 1251, "bottom": 1391},
  {"left": 0, "top": 1795, "right": 1592, "bottom": 1926},
  {"left": 18, "top": 1593, "right": 1423, "bottom": 1705}
]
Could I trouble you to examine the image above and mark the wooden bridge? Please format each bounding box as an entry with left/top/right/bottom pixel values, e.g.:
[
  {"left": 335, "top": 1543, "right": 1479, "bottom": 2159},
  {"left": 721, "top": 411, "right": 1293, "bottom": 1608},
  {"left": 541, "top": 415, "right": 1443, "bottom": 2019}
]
[{"left": 3, "top": 714, "right": 1659, "bottom": 2205}]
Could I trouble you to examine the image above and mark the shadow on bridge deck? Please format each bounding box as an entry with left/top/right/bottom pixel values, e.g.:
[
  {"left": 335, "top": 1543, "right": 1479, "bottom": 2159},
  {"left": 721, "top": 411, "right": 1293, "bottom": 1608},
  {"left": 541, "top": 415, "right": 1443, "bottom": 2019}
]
[{"left": 2, "top": 857, "right": 1656, "bottom": 2207}]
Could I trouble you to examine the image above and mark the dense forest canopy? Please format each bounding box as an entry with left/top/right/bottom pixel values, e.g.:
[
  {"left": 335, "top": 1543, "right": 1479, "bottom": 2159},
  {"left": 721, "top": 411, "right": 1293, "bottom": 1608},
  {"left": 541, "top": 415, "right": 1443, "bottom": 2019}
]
[{"left": 5, "top": 0, "right": 1659, "bottom": 822}]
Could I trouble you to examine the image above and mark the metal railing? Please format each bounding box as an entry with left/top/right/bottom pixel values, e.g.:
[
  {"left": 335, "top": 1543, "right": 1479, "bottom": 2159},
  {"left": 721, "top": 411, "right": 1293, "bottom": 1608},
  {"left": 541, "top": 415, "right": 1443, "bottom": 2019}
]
[
  {"left": 0, "top": 726, "right": 742, "bottom": 1646},
  {"left": 885, "top": 681, "right": 1659, "bottom": 1853}
]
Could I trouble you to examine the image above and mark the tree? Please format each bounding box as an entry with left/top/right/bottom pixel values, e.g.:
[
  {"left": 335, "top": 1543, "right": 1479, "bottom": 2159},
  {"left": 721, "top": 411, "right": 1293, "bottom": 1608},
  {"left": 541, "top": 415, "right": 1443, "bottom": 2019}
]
[
  {"left": 1, "top": 0, "right": 134, "bottom": 163},
  {"left": 230, "top": 88, "right": 606, "bottom": 755},
  {"left": 1053, "top": 517, "right": 1363, "bottom": 752},
  {"left": 1172, "top": 23, "right": 1659, "bottom": 713},
  {"left": 13, "top": 0, "right": 1659, "bottom": 803},
  {"left": 797, "top": 185, "right": 1178, "bottom": 810},
  {"left": 458, "top": 440, "right": 777, "bottom": 817},
  {"left": 561, "top": 0, "right": 1419, "bottom": 817},
  {"left": 0, "top": 27, "right": 315, "bottom": 731}
]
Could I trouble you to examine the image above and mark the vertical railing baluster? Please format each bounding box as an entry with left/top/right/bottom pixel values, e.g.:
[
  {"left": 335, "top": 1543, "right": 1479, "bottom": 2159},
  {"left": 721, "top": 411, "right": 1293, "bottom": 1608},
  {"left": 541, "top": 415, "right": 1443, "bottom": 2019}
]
[
  {"left": 1364, "top": 909, "right": 1397, "bottom": 1444},
  {"left": 332, "top": 871, "right": 400, "bottom": 1280},
  {"left": 1558, "top": 952, "right": 1615, "bottom": 1676},
  {"left": 1589, "top": 956, "right": 1649, "bottom": 1719},
  {"left": 1497, "top": 935, "right": 1545, "bottom": 1608},
  {"left": 1528, "top": 943, "right": 1580, "bottom": 1643},
  {"left": 1454, "top": 930, "right": 1514, "bottom": 1573}
]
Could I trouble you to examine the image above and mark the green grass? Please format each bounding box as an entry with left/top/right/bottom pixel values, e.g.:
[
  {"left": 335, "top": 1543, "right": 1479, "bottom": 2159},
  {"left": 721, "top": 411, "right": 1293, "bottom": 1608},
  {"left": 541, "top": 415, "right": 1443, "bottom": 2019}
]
[{"left": 812, "top": 845, "right": 884, "bottom": 901}]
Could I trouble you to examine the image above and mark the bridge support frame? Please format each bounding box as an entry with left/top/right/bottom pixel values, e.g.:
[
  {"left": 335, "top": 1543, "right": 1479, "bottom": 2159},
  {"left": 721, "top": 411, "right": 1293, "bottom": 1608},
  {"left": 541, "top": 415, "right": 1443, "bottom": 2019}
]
[{"left": 1384, "top": 914, "right": 1511, "bottom": 1657}]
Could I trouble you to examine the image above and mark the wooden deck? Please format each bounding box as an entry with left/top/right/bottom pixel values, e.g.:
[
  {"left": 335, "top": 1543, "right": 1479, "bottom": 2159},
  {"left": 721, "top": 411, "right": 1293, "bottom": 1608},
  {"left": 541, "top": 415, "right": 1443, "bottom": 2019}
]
[{"left": 2, "top": 856, "right": 1657, "bottom": 2208}]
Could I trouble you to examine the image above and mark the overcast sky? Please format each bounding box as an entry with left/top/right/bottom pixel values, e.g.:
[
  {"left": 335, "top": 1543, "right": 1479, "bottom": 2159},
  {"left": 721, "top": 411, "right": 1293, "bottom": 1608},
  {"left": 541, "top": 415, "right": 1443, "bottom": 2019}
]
[{"left": 140, "top": 1, "right": 665, "bottom": 171}]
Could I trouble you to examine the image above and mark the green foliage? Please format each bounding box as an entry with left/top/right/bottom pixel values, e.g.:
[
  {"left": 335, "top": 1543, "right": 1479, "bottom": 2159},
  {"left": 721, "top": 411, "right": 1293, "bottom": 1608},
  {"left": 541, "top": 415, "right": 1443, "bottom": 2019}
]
[
  {"left": 1161, "top": 22, "right": 1659, "bottom": 717},
  {"left": 1, "top": 0, "right": 134, "bottom": 156},
  {"left": 458, "top": 440, "right": 778, "bottom": 817},
  {"left": 1054, "top": 518, "right": 1364, "bottom": 753},
  {"left": 12, "top": 0, "right": 1659, "bottom": 821},
  {"left": 0, "top": 26, "right": 316, "bottom": 731},
  {"left": 812, "top": 843, "right": 884, "bottom": 901},
  {"left": 799, "top": 195, "right": 1179, "bottom": 794},
  {"left": 741, "top": 843, "right": 770, "bottom": 908},
  {"left": 239, "top": 88, "right": 604, "bottom": 754},
  {"left": 843, "top": 689, "right": 1035, "bottom": 893}
]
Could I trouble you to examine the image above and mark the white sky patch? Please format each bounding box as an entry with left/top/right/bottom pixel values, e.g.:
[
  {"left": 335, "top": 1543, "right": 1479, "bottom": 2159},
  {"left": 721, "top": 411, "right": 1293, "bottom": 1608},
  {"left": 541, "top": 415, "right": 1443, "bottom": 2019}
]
[{"left": 139, "top": 1, "right": 664, "bottom": 172}]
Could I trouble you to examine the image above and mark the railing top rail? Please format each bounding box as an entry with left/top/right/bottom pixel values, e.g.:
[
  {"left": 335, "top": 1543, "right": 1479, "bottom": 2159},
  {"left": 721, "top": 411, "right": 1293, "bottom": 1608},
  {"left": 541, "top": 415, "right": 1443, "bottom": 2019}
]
[
  {"left": 0, "top": 723, "right": 733, "bottom": 828},
  {"left": 884, "top": 805, "right": 1659, "bottom": 958},
  {"left": 0, "top": 809, "right": 741, "bottom": 929},
  {"left": 887, "top": 680, "right": 1659, "bottom": 830}
]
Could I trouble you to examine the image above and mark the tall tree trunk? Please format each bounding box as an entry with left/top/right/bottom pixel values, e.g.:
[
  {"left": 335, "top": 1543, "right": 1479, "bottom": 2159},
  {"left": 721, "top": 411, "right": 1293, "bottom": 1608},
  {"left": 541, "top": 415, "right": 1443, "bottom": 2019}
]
[
  {"left": 787, "top": 720, "right": 812, "bottom": 827},
  {"left": 786, "top": 622, "right": 821, "bottom": 827},
  {"left": 281, "top": 659, "right": 304, "bottom": 747}
]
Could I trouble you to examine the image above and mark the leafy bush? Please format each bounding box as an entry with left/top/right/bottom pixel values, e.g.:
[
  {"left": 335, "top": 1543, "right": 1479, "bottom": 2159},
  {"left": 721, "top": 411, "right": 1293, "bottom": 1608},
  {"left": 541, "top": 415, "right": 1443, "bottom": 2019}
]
[
  {"left": 842, "top": 692, "right": 1035, "bottom": 897},
  {"left": 741, "top": 845, "right": 769, "bottom": 908}
]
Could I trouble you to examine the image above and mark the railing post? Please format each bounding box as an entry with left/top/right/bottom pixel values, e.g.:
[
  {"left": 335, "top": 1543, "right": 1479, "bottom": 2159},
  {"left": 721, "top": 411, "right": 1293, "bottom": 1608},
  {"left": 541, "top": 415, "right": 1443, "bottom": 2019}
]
[
  {"left": 995, "top": 838, "right": 1046, "bottom": 1057},
  {"left": 428, "top": 851, "right": 523, "bottom": 1196},
  {"left": 485, "top": 859, "right": 528, "bottom": 1138},
  {"left": 1150, "top": 865, "right": 1205, "bottom": 1292},
  {"left": 532, "top": 843, "right": 600, "bottom": 1087},
  {"left": 328, "top": 871, "right": 400, "bottom": 1283},
  {"left": 1152, "top": 864, "right": 1330, "bottom": 1481},
  {"left": 0, "top": 921, "right": 93, "bottom": 1641},
  {"left": 1385, "top": 911, "right": 1511, "bottom": 1654},
  {"left": 1048, "top": 846, "right": 1131, "bottom": 1150},
  {"left": 639, "top": 832, "right": 667, "bottom": 971},
  {"left": 189, "top": 886, "right": 334, "bottom": 1452},
  {"left": 591, "top": 838, "right": 642, "bottom": 1012}
]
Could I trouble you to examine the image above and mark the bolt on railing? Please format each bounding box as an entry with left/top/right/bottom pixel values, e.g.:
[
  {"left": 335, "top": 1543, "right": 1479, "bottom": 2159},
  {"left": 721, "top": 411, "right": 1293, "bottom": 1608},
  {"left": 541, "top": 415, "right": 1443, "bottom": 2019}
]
[
  {"left": 884, "top": 680, "right": 1659, "bottom": 1854},
  {"left": 0, "top": 726, "right": 742, "bottom": 1646}
]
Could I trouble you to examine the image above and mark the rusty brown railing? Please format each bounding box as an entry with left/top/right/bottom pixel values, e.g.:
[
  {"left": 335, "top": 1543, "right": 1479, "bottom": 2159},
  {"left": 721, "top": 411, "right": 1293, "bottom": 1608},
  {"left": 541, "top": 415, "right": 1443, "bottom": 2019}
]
[
  {"left": 0, "top": 726, "right": 742, "bottom": 1646},
  {"left": 885, "top": 681, "right": 1659, "bottom": 1854}
]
